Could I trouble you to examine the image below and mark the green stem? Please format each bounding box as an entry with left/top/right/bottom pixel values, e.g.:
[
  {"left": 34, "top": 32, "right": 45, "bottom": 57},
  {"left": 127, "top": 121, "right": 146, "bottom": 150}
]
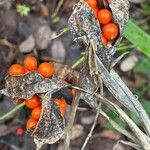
[
  {"left": 0, "top": 102, "right": 25, "bottom": 121},
  {"left": 117, "top": 45, "right": 135, "bottom": 51},
  {"left": 71, "top": 56, "right": 84, "bottom": 69}
]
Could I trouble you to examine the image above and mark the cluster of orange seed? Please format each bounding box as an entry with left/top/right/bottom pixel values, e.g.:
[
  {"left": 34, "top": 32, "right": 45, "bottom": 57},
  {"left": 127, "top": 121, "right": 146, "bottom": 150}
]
[
  {"left": 9, "top": 56, "right": 67, "bottom": 129},
  {"left": 84, "top": 0, "right": 119, "bottom": 46}
]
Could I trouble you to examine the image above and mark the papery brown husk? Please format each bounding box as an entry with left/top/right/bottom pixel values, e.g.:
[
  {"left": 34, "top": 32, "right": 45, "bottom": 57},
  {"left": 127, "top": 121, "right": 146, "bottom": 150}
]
[
  {"left": 68, "top": 0, "right": 129, "bottom": 107},
  {"left": 0, "top": 72, "right": 68, "bottom": 149},
  {"left": 68, "top": 0, "right": 129, "bottom": 68}
]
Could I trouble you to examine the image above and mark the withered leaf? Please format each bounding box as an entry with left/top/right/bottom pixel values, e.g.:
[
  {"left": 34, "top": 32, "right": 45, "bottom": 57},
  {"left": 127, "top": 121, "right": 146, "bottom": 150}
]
[
  {"left": 80, "top": 75, "right": 98, "bottom": 108},
  {"left": 110, "top": 0, "right": 129, "bottom": 47},
  {"left": 68, "top": 0, "right": 129, "bottom": 109}
]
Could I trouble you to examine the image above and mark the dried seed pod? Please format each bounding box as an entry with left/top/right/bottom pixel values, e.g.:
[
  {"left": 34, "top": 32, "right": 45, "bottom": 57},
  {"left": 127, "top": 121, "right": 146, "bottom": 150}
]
[
  {"left": 109, "top": 0, "right": 129, "bottom": 47},
  {"left": 1, "top": 72, "right": 68, "bottom": 102},
  {"left": 68, "top": 0, "right": 129, "bottom": 68},
  {"left": 33, "top": 93, "right": 65, "bottom": 150},
  {"left": 0, "top": 72, "right": 68, "bottom": 149}
]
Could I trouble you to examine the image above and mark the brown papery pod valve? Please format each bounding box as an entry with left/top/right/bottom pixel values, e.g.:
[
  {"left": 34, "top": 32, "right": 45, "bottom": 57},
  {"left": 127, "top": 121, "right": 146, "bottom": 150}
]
[
  {"left": 68, "top": 0, "right": 129, "bottom": 68},
  {"left": 0, "top": 72, "right": 69, "bottom": 149}
]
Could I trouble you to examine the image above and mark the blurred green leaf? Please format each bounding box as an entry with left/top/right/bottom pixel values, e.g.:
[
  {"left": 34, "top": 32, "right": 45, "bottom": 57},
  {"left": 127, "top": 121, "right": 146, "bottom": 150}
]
[
  {"left": 104, "top": 110, "right": 126, "bottom": 129},
  {"left": 135, "top": 58, "right": 150, "bottom": 74},
  {"left": 129, "top": 112, "right": 140, "bottom": 125},
  {"left": 140, "top": 3, "right": 150, "bottom": 15},
  {"left": 125, "top": 19, "right": 150, "bottom": 57},
  {"left": 51, "top": 16, "right": 60, "bottom": 24},
  {"left": 143, "top": 101, "right": 150, "bottom": 117},
  {"left": 16, "top": 4, "right": 30, "bottom": 16}
]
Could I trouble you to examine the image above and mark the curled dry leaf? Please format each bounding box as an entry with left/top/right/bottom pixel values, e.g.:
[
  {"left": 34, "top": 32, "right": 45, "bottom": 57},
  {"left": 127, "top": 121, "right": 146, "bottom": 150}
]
[
  {"left": 0, "top": 72, "right": 69, "bottom": 149},
  {"left": 68, "top": 0, "right": 129, "bottom": 68}
]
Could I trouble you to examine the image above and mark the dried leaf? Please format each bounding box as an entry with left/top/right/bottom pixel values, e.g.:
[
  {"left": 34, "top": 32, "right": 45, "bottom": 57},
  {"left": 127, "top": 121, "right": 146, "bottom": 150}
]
[
  {"left": 68, "top": 0, "right": 109, "bottom": 68},
  {"left": 80, "top": 75, "right": 98, "bottom": 108},
  {"left": 96, "top": 55, "right": 150, "bottom": 135}
]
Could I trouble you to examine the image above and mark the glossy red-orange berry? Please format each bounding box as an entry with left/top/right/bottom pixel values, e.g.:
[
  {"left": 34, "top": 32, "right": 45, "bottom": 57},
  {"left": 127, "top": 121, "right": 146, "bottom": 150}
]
[
  {"left": 98, "top": 9, "right": 112, "bottom": 25},
  {"left": 16, "top": 127, "right": 24, "bottom": 135},
  {"left": 55, "top": 98, "right": 67, "bottom": 117},
  {"left": 84, "top": 0, "right": 98, "bottom": 8},
  {"left": 38, "top": 62, "right": 55, "bottom": 78},
  {"left": 26, "top": 118, "right": 37, "bottom": 129},
  {"left": 31, "top": 106, "right": 41, "bottom": 120},
  {"left": 25, "top": 95, "right": 41, "bottom": 109},
  {"left": 23, "top": 56, "right": 38, "bottom": 71},
  {"left": 9, "top": 64, "right": 25, "bottom": 76},
  {"left": 102, "top": 23, "right": 119, "bottom": 40},
  {"left": 24, "top": 68, "right": 30, "bottom": 74}
]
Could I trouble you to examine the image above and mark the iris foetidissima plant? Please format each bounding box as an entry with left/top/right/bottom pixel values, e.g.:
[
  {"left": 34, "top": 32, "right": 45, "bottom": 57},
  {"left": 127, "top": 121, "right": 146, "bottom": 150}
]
[{"left": 1, "top": 0, "right": 150, "bottom": 150}]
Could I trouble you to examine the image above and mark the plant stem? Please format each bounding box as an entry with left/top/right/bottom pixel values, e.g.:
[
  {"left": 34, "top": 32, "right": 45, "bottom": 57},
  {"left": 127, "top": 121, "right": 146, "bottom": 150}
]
[
  {"left": 117, "top": 45, "right": 135, "bottom": 51},
  {"left": 0, "top": 102, "right": 25, "bottom": 121},
  {"left": 71, "top": 56, "right": 84, "bottom": 69}
]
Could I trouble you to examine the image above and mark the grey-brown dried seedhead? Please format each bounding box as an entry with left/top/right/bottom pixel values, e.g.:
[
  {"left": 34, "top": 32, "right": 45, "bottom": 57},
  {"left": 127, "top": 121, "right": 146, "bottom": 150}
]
[
  {"left": 0, "top": 0, "right": 130, "bottom": 149},
  {"left": 68, "top": 0, "right": 129, "bottom": 108},
  {"left": 0, "top": 72, "right": 69, "bottom": 149},
  {"left": 68, "top": 0, "right": 129, "bottom": 68}
]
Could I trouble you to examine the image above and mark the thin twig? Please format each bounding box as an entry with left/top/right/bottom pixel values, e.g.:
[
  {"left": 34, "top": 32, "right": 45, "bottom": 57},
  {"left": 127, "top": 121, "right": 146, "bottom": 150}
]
[
  {"left": 81, "top": 103, "right": 101, "bottom": 150},
  {"left": 63, "top": 66, "right": 82, "bottom": 149},
  {"left": 52, "top": 0, "right": 65, "bottom": 17},
  {"left": 0, "top": 38, "right": 15, "bottom": 48},
  {"left": 113, "top": 140, "right": 142, "bottom": 150},
  {"left": 49, "top": 28, "right": 69, "bottom": 41},
  {"left": 81, "top": 43, "right": 103, "bottom": 149},
  {"left": 71, "top": 56, "right": 84, "bottom": 69},
  {"left": 72, "top": 86, "right": 150, "bottom": 150},
  {"left": 64, "top": 47, "right": 89, "bottom": 150},
  {"left": 63, "top": 89, "right": 81, "bottom": 150}
]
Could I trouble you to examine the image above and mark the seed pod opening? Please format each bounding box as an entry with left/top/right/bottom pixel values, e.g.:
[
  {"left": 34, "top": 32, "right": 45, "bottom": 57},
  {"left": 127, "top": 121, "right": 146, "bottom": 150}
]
[
  {"left": 0, "top": 72, "right": 68, "bottom": 149},
  {"left": 68, "top": 0, "right": 129, "bottom": 68}
]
